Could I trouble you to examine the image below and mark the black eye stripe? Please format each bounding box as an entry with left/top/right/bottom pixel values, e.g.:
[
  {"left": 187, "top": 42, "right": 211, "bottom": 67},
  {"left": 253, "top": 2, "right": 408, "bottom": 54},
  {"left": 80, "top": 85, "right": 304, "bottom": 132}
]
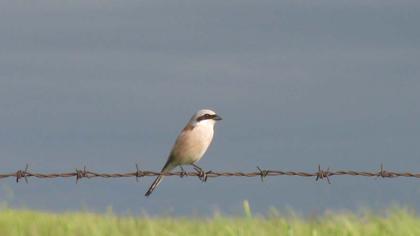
[{"left": 196, "top": 114, "right": 216, "bottom": 121}]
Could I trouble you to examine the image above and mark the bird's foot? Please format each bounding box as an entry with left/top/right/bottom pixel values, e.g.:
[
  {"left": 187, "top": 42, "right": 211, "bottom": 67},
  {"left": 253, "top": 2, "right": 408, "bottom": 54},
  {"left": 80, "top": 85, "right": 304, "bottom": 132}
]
[
  {"left": 192, "top": 164, "right": 208, "bottom": 182},
  {"left": 179, "top": 166, "right": 188, "bottom": 177}
]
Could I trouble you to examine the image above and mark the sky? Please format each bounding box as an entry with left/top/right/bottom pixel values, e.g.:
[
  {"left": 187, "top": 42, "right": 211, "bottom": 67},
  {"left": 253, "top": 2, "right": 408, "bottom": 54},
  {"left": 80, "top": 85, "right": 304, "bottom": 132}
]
[{"left": 0, "top": 0, "right": 420, "bottom": 216}]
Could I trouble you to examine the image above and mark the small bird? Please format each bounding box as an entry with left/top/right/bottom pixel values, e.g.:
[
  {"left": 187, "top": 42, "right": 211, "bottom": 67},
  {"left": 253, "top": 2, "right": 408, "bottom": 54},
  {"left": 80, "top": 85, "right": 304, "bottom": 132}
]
[{"left": 145, "top": 109, "right": 222, "bottom": 196}]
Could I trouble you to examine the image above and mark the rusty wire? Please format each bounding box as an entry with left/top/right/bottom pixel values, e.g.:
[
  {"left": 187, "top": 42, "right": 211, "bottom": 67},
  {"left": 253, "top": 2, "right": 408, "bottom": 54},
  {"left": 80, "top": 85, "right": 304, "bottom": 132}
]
[{"left": 1, "top": 164, "right": 420, "bottom": 184}]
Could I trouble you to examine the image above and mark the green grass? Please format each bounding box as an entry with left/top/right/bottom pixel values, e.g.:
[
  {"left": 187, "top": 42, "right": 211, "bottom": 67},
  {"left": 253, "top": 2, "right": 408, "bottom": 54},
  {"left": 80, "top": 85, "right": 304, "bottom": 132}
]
[{"left": 1, "top": 205, "right": 419, "bottom": 235}]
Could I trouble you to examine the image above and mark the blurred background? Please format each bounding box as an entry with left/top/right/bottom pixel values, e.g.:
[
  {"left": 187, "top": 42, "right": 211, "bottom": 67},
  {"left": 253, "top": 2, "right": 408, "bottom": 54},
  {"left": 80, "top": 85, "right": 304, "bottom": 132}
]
[{"left": 0, "top": 0, "right": 419, "bottom": 215}]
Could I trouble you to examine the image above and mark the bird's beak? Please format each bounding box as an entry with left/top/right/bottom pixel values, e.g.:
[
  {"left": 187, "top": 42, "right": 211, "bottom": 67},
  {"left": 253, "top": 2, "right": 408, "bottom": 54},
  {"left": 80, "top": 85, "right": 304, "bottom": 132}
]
[{"left": 213, "top": 114, "right": 222, "bottom": 121}]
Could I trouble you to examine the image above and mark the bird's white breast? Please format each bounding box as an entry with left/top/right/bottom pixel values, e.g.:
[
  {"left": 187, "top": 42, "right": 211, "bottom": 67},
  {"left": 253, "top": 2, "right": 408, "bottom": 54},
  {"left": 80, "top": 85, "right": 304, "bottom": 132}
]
[{"left": 170, "top": 122, "right": 214, "bottom": 165}]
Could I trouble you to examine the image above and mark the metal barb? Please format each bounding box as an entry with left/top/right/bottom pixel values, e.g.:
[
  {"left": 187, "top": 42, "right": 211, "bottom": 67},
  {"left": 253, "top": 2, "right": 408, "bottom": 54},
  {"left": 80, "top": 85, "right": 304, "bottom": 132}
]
[
  {"left": 16, "top": 164, "right": 29, "bottom": 183},
  {"left": 135, "top": 163, "right": 143, "bottom": 182},
  {"left": 377, "top": 163, "right": 387, "bottom": 178},
  {"left": 257, "top": 166, "right": 269, "bottom": 182},
  {"left": 75, "top": 166, "right": 88, "bottom": 184},
  {"left": 315, "top": 165, "right": 331, "bottom": 184}
]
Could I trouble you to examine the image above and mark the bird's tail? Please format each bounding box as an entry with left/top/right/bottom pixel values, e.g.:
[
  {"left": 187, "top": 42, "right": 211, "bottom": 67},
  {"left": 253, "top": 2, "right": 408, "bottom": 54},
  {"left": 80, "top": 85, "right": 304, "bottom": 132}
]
[
  {"left": 145, "top": 161, "right": 174, "bottom": 197},
  {"left": 145, "top": 175, "right": 164, "bottom": 197}
]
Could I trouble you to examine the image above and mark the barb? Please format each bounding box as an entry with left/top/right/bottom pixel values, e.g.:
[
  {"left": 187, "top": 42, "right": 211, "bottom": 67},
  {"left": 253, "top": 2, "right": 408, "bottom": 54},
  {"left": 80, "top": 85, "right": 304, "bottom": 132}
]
[
  {"left": 1, "top": 164, "right": 420, "bottom": 183},
  {"left": 75, "top": 166, "right": 89, "bottom": 183},
  {"left": 257, "top": 166, "right": 269, "bottom": 182},
  {"left": 16, "top": 164, "right": 29, "bottom": 183},
  {"left": 135, "top": 163, "right": 144, "bottom": 182},
  {"left": 315, "top": 165, "right": 331, "bottom": 184}
]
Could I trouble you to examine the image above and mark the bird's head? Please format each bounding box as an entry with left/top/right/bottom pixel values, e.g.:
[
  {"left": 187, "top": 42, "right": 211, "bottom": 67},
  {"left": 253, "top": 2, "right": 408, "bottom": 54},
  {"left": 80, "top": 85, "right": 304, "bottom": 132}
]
[{"left": 189, "top": 109, "right": 222, "bottom": 127}]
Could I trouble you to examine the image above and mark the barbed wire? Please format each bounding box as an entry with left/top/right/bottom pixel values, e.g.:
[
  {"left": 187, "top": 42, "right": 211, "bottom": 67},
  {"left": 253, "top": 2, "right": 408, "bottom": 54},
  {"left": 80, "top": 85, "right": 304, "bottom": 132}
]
[{"left": 1, "top": 164, "right": 420, "bottom": 184}]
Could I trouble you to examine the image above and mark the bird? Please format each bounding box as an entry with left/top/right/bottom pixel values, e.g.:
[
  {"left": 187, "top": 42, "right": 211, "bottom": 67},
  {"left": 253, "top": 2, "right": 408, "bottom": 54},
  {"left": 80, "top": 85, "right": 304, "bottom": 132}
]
[{"left": 145, "top": 109, "right": 222, "bottom": 196}]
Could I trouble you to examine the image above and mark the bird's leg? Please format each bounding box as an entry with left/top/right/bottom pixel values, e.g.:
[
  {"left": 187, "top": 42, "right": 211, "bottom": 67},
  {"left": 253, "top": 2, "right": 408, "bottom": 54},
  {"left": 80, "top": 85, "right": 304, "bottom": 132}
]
[
  {"left": 191, "top": 163, "right": 204, "bottom": 173},
  {"left": 192, "top": 164, "right": 208, "bottom": 182},
  {"left": 179, "top": 165, "right": 187, "bottom": 177}
]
